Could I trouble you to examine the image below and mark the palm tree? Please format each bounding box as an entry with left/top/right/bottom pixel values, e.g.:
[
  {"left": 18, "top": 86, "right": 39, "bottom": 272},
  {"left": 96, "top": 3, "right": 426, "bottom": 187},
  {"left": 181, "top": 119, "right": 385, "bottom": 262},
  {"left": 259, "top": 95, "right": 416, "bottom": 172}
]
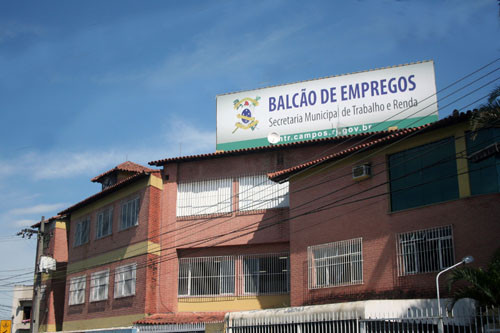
[
  {"left": 447, "top": 248, "right": 500, "bottom": 309},
  {"left": 470, "top": 86, "right": 500, "bottom": 137}
]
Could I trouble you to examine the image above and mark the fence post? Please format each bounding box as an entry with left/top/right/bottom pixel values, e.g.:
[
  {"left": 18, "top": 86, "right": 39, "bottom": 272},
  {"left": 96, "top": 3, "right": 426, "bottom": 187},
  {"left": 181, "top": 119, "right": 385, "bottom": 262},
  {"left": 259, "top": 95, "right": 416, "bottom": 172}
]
[{"left": 359, "top": 320, "right": 366, "bottom": 333}]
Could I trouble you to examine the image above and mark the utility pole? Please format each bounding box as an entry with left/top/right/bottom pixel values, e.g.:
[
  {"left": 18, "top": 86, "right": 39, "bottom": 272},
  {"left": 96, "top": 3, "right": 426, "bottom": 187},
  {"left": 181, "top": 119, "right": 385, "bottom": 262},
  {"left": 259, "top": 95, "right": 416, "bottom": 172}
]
[
  {"left": 18, "top": 217, "right": 45, "bottom": 333},
  {"left": 32, "top": 216, "right": 44, "bottom": 333}
]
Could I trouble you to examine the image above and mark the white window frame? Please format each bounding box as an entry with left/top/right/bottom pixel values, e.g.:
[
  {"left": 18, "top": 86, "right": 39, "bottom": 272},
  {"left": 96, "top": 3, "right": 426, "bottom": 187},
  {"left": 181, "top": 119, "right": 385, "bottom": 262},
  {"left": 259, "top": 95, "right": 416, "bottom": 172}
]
[
  {"left": 176, "top": 178, "right": 232, "bottom": 217},
  {"left": 90, "top": 269, "right": 109, "bottom": 302},
  {"left": 120, "top": 197, "right": 140, "bottom": 230},
  {"left": 241, "top": 253, "right": 289, "bottom": 295},
  {"left": 74, "top": 218, "right": 90, "bottom": 247},
  {"left": 178, "top": 256, "right": 235, "bottom": 297},
  {"left": 308, "top": 238, "right": 363, "bottom": 289},
  {"left": 68, "top": 275, "right": 86, "bottom": 305},
  {"left": 397, "top": 225, "right": 454, "bottom": 276},
  {"left": 238, "top": 174, "right": 289, "bottom": 211},
  {"left": 96, "top": 207, "right": 113, "bottom": 239},
  {"left": 114, "top": 263, "right": 136, "bottom": 298}
]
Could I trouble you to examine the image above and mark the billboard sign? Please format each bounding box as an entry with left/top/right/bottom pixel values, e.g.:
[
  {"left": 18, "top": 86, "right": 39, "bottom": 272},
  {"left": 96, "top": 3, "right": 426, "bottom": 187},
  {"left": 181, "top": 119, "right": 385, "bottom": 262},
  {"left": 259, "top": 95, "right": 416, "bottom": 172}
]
[{"left": 216, "top": 61, "right": 438, "bottom": 151}]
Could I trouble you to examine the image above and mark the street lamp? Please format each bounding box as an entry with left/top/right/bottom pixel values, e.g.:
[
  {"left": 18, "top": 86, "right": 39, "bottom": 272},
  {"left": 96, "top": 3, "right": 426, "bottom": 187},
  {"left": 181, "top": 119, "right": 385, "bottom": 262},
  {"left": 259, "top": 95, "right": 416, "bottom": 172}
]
[{"left": 436, "top": 255, "right": 474, "bottom": 333}]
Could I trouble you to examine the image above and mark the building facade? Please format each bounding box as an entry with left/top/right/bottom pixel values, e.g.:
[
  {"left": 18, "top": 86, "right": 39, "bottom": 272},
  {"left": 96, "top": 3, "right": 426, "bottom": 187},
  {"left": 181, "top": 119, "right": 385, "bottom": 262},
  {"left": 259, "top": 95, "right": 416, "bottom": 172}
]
[{"left": 35, "top": 111, "right": 499, "bottom": 332}]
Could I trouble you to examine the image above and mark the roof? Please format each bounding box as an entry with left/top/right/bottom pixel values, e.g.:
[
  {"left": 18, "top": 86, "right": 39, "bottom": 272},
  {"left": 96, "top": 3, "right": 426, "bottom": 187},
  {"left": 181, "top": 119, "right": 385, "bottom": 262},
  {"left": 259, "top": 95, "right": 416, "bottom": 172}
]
[
  {"left": 31, "top": 215, "right": 66, "bottom": 228},
  {"left": 149, "top": 131, "right": 397, "bottom": 166},
  {"left": 91, "top": 161, "right": 156, "bottom": 183},
  {"left": 59, "top": 171, "right": 152, "bottom": 215},
  {"left": 134, "top": 312, "right": 225, "bottom": 325},
  {"left": 268, "top": 110, "right": 473, "bottom": 182}
]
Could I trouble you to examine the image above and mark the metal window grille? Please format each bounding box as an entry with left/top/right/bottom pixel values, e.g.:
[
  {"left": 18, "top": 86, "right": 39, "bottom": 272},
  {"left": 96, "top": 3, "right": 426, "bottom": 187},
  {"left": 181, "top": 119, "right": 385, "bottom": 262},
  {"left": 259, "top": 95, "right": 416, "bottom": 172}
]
[
  {"left": 177, "top": 178, "right": 233, "bottom": 217},
  {"left": 240, "top": 253, "right": 290, "bottom": 295},
  {"left": 397, "top": 225, "right": 454, "bottom": 276},
  {"left": 308, "top": 238, "right": 363, "bottom": 289},
  {"left": 74, "top": 218, "right": 89, "bottom": 247},
  {"left": 120, "top": 197, "right": 140, "bottom": 230},
  {"left": 90, "top": 269, "right": 109, "bottom": 302},
  {"left": 238, "top": 174, "right": 289, "bottom": 211},
  {"left": 96, "top": 207, "right": 113, "bottom": 239},
  {"left": 114, "top": 263, "right": 136, "bottom": 298},
  {"left": 178, "top": 256, "right": 235, "bottom": 297},
  {"left": 68, "top": 275, "right": 86, "bottom": 305}
]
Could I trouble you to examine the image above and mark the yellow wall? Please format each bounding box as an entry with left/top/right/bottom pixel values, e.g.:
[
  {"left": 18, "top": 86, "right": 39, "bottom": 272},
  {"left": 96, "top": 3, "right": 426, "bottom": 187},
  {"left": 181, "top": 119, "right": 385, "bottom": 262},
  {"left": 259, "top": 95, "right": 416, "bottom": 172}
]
[
  {"left": 72, "top": 175, "right": 162, "bottom": 220},
  {"left": 178, "top": 294, "right": 290, "bottom": 312},
  {"left": 292, "top": 122, "right": 472, "bottom": 199},
  {"left": 62, "top": 313, "right": 146, "bottom": 331},
  {"left": 67, "top": 240, "right": 160, "bottom": 272}
]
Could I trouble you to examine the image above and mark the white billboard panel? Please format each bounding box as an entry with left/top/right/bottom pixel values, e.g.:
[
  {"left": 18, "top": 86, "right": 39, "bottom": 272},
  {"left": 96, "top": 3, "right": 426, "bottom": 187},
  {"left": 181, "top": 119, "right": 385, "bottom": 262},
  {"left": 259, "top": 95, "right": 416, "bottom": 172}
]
[{"left": 216, "top": 61, "right": 438, "bottom": 151}]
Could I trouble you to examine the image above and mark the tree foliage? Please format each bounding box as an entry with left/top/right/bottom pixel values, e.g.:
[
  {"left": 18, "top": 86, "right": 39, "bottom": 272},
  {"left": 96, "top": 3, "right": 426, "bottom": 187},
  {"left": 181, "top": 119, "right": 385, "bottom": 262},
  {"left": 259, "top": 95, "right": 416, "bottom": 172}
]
[
  {"left": 470, "top": 86, "right": 500, "bottom": 137},
  {"left": 448, "top": 248, "right": 500, "bottom": 308}
]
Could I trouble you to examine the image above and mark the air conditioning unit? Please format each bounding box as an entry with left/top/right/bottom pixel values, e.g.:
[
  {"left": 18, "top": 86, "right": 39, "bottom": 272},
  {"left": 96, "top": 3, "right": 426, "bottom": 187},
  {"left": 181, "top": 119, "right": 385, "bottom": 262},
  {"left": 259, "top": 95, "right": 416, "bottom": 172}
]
[{"left": 352, "top": 164, "right": 371, "bottom": 181}]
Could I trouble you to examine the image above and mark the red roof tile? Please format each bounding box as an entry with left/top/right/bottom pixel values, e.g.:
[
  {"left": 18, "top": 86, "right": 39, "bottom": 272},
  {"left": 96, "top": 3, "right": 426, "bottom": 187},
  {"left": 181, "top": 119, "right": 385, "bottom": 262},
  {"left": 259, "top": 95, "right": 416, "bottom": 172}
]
[
  {"left": 149, "top": 110, "right": 472, "bottom": 167},
  {"left": 135, "top": 312, "right": 225, "bottom": 325},
  {"left": 268, "top": 110, "right": 473, "bottom": 182},
  {"left": 91, "top": 161, "right": 156, "bottom": 183},
  {"left": 59, "top": 171, "right": 152, "bottom": 215},
  {"left": 31, "top": 215, "right": 66, "bottom": 228},
  {"left": 149, "top": 131, "right": 395, "bottom": 166}
]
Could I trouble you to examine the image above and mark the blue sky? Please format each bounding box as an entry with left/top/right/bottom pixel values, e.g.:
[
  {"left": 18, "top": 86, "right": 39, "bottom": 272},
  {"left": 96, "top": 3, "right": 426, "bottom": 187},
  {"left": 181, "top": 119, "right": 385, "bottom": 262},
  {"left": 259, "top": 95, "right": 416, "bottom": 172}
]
[{"left": 0, "top": 0, "right": 498, "bottom": 314}]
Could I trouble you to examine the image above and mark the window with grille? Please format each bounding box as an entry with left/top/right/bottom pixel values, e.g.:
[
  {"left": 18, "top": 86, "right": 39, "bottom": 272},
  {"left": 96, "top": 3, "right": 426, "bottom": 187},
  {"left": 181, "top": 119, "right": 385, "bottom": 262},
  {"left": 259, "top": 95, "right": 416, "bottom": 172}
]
[
  {"left": 388, "top": 138, "right": 459, "bottom": 211},
  {"left": 114, "top": 264, "right": 136, "bottom": 298},
  {"left": 242, "top": 254, "right": 289, "bottom": 295},
  {"left": 178, "top": 256, "right": 235, "bottom": 296},
  {"left": 238, "top": 175, "right": 289, "bottom": 211},
  {"left": 68, "top": 275, "right": 86, "bottom": 305},
  {"left": 176, "top": 178, "right": 232, "bottom": 217},
  {"left": 74, "top": 218, "right": 89, "bottom": 247},
  {"left": 96, "top": 207, "right": 113, "bottom": 239},
  {"left": 397, "top": 225, "right": 454, "bottom": 276},
  {"left": 308, "top": 238, "right": 363, "bottom": 289},
  {"left": 90, "top": 270, "right": 109, "bottom": 302},
  {"left": 120, "top": 197, "right": 140, "bottom": 230}
]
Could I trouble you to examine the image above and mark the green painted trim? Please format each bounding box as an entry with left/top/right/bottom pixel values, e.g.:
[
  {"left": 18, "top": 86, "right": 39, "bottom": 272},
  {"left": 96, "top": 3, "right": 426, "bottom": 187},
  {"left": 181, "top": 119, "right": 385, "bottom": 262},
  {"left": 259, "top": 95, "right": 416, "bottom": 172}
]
[
  {"left": 216, "top": 116, "right": 438, "bottom": 151},
  {"left": 67, "top": 241, "right": 160, "bottom": 272},
  {"left": 62, "top": 313, "right": 145, "bottom": 331}
]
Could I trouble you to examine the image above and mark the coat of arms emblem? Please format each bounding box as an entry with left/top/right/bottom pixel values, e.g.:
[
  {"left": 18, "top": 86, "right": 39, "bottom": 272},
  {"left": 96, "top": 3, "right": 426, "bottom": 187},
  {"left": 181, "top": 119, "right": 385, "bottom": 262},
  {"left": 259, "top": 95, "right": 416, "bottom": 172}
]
[{"left": 232, "top": 97, "right": 260, "bottom": 133}]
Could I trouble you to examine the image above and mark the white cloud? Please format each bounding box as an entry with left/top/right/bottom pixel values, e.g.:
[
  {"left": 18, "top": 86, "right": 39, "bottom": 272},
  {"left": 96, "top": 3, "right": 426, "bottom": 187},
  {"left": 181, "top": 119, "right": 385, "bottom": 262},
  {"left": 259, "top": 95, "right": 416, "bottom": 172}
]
[
  {"left": 0, "top": 119, "right": 215, "bottom": 181},
  {"left": 8, "top": 203, "right": 68, "bottom": 216},
  {"left": 13, "top": 219, "right": 38, "bottom": 228}
]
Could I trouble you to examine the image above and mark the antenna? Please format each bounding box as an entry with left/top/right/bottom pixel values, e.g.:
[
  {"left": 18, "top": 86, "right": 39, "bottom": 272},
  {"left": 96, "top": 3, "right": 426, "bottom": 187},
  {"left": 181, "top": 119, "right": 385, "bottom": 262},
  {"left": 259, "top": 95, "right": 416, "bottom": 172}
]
[{"left": 267, "top": 132, "right": 280, "bottom": 144}]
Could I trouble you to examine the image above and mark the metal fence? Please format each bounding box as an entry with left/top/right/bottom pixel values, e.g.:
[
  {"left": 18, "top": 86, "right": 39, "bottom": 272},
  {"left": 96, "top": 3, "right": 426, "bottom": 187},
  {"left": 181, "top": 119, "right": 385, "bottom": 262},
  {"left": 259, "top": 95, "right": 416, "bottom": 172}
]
[{"left": 226, "top": 307, "right": 500, "bottom": 333}]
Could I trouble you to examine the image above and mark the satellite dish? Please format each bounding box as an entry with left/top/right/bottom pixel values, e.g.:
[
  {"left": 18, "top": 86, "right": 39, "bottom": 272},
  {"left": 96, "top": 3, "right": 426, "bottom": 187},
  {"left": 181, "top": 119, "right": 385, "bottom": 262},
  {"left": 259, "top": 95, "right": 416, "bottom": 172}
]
[{"left": 267, "top": 132, "right": 280, "bottom": 144}]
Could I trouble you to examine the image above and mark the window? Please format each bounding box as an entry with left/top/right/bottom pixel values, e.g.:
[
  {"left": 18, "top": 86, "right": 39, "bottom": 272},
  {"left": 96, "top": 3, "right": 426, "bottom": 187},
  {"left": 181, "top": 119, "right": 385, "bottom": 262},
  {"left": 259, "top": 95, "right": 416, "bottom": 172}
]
[
  {"left": 96, "top": 207, "right": 113, "bottom": 239},
  {"left": 68, "top": 275, "right": 86, "bottom": 305},
  {"left": 74, "top": 218, "right": 90, "bottom": 247},
  {"left": 114, "top": 264, "right": 136, "bottom": 298},
  {"left": 90, "top": 270, "right": 109, "bottom": 302},
  {"left": 397, "top": 225, "right": 454, "bottom": 276},
  {"left": 176, "top": 178, "right": 232, "bottom": 217},
  {"left": 388, "top": 137, "right": 459, "bottom": 211},
  {"left": 308, "top": 238, "right": 363, "bottom": 289},
  {"left": 20, "top": 302, "right": 31, "bottom": 320},
  {"left": 242, "top": 254, "right": 289, "bottom": 295},
  {"left": 238, "top": 175, "right": 289, "bottom": 211},
  {"left": 120, "top": 198, "right": 140, "bottom": 230},
  {"left": 466, "top": 128, "right": 500, "bottom": 195},
  {"left": 178, "top": 256, "right": 235, "bottom": 296}
]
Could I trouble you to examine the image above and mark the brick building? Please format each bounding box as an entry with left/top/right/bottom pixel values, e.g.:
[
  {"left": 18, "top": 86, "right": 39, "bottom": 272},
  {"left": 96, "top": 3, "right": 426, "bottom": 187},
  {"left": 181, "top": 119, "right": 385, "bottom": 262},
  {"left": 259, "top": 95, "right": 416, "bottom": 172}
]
[{"left": 34, "top": 111, "right": 499, "bottom": 332}]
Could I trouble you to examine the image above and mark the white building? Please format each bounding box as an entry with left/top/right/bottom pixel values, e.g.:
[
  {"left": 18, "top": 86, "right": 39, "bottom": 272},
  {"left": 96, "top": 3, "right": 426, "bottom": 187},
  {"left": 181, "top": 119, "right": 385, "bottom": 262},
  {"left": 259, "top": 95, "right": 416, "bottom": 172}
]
[{"left": 10, "top": 285, "right": 33, "bottom": 333}]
